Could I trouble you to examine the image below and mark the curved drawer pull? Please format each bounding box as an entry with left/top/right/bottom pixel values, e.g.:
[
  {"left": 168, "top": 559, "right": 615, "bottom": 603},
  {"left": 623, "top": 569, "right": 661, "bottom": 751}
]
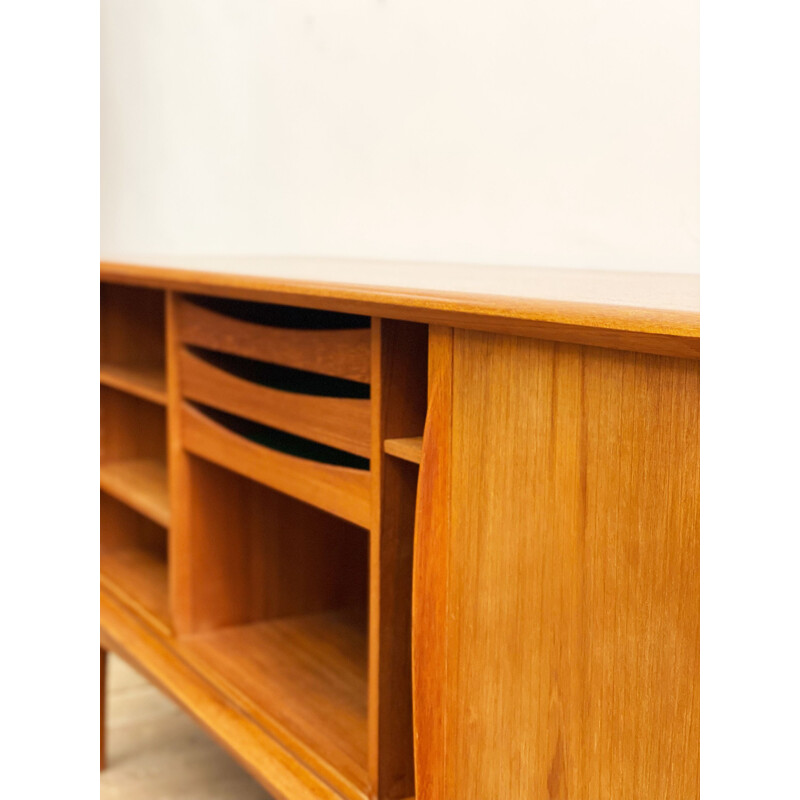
[
  {"left": 185, "top": 295, "right": 370, "bottom": 330},
  {"left": 181, "top": 347, "right": 371, "bottom": 458},
  {"left": 182, "top": 403, "right": 371, "bottom": 528},
  {"left": 177, "top": 295, "right": 372, "bottom": 383}
]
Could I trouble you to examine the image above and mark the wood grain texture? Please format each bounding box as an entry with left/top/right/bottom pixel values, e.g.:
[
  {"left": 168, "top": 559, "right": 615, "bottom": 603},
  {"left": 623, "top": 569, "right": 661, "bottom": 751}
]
[
  {"left": 99, "top": 362, "right": 167, "bottom": 406},
  {"left": 182, "top": 609, "right": 368, "bottom": 800},
  {"left": 413, "top": 329, "right": 699, "bottom": 800},
  {"left": 101, "top": 259, "right": 699, "bottom": 359},
  {"left": 181, "top": 401, "right": 371, "bottom": 529},
  {"left": 368, "top": 320, "right": 428, "bottom": 799},
  {"left": 169, "top": 454, "right": 367, "bottom": 635},
  {"left": 100, "top": 386, "right": 167, "bottom": 465},
  {"left": 101, "top": 282, "right": 166, "bottom": 392},
  {"left": 177, "top": 295, "right": 371, "bottom": 382},
  {"left": 101, "top": 591, "right": 362, "bottom": 800},
  {"left": 180, "top": 346, "right": 371, "bottom": 458},
  {"left": 100, "top": 458, "right": 169, "bottom": 528},
  {"left": 411, "top": 326, "right": 453, "bottom": 800},
  {"left": 101, "top": 493, "right": 170, "bottom": 636},
  {"left": 383, "top": 437, "right": 422, "bottom": 465}
]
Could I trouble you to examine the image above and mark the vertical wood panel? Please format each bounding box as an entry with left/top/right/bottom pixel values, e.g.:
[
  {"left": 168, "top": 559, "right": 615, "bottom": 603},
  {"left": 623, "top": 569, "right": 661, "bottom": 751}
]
[
  {"left": 411, "top": 326, "right": 453, "bottom": 800},
  {"left": 369, "top": 319, "right": 428, "bottom": 799},
  {"left": 167, "top": 290, "right": 193, "bottom": 634},
  {"left": 414, "top": 330, "right": 699, "bottom": 799}
]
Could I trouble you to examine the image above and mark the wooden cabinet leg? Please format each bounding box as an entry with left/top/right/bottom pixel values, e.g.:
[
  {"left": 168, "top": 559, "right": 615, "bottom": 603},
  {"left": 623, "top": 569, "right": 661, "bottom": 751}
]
[{"left": 100, "top": 647, "right": 108, "bottom": 771}]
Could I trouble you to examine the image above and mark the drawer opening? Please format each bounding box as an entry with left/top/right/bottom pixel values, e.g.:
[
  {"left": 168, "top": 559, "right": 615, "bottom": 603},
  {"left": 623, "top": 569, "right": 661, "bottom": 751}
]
[
  {"left": 185, "top": 294, "right": 370, "bottom": 330},
  {"left": 189, "top": 402, "right": 370, "bottom": 471},
  {"left": 186, "top": 345, "right": 370, "bottom": 399}
]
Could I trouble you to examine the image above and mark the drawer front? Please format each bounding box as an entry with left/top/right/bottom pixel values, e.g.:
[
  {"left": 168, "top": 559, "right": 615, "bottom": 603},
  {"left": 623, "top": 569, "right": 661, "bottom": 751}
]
[
  {"left": 176, "top": 295, "right": 371, "bottom": 382},
  {"left": 181, "top": 402, "right": 371, "bottom": 528},
  {"left": 180, "top": 346, "right": 371, "bottom": 458}
]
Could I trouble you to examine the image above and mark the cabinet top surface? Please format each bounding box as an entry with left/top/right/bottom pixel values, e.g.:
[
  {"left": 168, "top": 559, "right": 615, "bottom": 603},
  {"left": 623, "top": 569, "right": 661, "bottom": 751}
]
[{"left": 101, "top": 256, "right": 699, "bottom": 355}]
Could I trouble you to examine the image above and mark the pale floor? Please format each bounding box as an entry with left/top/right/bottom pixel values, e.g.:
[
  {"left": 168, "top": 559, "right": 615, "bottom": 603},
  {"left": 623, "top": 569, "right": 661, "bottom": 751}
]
[{"left": 101, "top": 654, "right": 273, "bottom": 799}]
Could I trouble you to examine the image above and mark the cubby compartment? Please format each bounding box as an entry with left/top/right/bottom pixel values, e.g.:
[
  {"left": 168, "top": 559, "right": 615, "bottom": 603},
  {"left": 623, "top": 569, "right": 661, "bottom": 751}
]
[
  {"left": 100, "top": 283, "right": 167, "bottom": 404},
  {"left": 101, "top": 492, "right": 170, "bottom": 634},
  {"left": 174, "top": 455, "right": 369, "bottom": 798},
  {"left": 100, "top": 385, "right": 169, "bottom": 526}
]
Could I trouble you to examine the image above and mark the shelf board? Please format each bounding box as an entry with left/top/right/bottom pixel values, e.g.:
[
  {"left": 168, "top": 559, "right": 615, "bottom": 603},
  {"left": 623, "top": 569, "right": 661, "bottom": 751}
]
[
  {"left": 182, "top": 608, "right": 369, "bottom": 798},
  {"left": 100, "top": 362, "right": 167, "bottom": 405},
  {"left": 100, "top": 459, "right": 170, "bottom": 528},
  {"left": 101, "top": 545, "right": 170, "bottom": 637},
  {"left": 383, "top": 436, "right": 423, "bottom": 464}
]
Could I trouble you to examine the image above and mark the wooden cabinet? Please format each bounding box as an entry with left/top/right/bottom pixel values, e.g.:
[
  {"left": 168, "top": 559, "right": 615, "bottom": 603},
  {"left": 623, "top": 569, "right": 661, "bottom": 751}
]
[{"left": 100, "top": 258, "right": 699, "bottom": 800}]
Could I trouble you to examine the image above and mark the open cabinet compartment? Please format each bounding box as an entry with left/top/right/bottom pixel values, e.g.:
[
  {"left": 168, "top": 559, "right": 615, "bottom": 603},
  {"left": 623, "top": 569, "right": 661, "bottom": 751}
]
[
  {"left": 100, "top": 385, "right": 169, "bottom": 527},
  {"left": 101, "top": 492, "right": 169, "bottom": 634},
  {"left": 173, "top": 454, "right": 370, "bottom": 799},
  {"left": 100, "top": 282, "right": 167, "bottom": 404},
  {"left": 100, "top": 284, "right": 430, "bottom": 800}
]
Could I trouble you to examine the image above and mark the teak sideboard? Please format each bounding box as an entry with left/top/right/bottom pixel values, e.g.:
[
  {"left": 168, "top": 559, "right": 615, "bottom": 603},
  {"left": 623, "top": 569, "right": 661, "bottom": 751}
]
[{"left": 99, "top": 257, "right": 699, "bottom": 800}]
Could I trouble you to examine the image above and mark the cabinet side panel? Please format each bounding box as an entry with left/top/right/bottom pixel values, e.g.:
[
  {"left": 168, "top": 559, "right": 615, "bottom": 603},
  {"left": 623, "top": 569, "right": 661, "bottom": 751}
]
[{"left": 433, "top": 331, "right": 699, "bottom": 799}]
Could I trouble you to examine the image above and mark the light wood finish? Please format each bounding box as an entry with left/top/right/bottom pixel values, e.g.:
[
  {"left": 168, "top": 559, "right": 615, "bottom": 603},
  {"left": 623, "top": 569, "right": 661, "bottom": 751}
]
[
  {"left": 99, "top": 362, "right": 167, "bottom": 405},
  {"left": 100, "top": 492, "right": 170, "bottom": 636},
  {"left": 383, "top": 437, "right": 422, "bottom": 465},
  {"left": 101, "top": 386, "right": 166, "bottom": 465},
  {"left": 101, "top": 536, "right": 170, "bottom": 637},
  {"left": 100, "top": 458, "right": 169, "bottom": 527},
  {"left": 413, "top": 329, "right": 700, "bottom": 800},
  {"left": 169, "top": 455, "right": 367, "bottom": 635},
  {"left": 102, "top": 258, "right": 699, "bottom": 358},
  {"left": 180, "top": 346, "right": 371, "bottom": 458},
  {"left": 182, "top": 609, "right": 368, "bottom": 800},
  {"left": 100, "top": 648, "right": 107, "bottom": 772},
  {"left": 369, "top": 320, "right": 428, "bottom": 799},
  {"left": 101, "top": 654, "right": 272, "bottom": 799},
  {"left": 101, "top": 283, "right": 166, "bottom": 402},
  {"left": 101, "top": 268, "right": 699, "bottom": 800},
  {"left": 177, "top": 294, "right": 371, "bottom": 382},
  {"left": 411, "top": 326, "right": 453, "bottom": 800},
  {"left": 181, "top": 402, "right": 371, "bottom": 529},
  {"left": 101, "top": 591, "right": 354, "bottom": 800}
]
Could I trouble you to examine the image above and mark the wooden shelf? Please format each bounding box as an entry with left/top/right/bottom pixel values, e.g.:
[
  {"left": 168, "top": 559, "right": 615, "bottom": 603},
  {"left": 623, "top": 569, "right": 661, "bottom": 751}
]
[
  {"left": 100, "top": 459, "right": 170, "bottom": 527},
  {"left": 101, "top": 545, "right": 170, "bottom": 636},
  {"left": 384, "top": 437, "right": 423, "bottom": 464},
  {"left": 182, "top": 608, "right": 369, "bottom": 798},
  {"left": 100, "top": 362, "right": 167, "bottom": 405}
]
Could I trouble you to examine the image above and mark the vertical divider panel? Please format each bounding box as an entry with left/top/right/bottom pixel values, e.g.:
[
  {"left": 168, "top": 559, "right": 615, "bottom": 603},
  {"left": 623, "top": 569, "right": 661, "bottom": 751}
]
[
  {"left": 411, "top": 326, "right": 453, "bottom": 800},
  {"left": 368, "top": 319, "right": 428, "bottom": 799},
  {"left": 166, "top": 290, "right": 192, "bottom": 634}
]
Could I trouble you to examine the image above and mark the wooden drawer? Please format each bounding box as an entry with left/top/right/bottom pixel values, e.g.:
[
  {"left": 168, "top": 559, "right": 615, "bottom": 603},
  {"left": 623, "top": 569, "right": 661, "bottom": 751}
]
[
  {"left": 176, "top": 295, "right": 371, "bottom": 382},
  {"left": 180, "top": 346, "right": 371, "bottom": 458},
  {"left": 181, "top": 402, "right": 371, "bottom": 529}
]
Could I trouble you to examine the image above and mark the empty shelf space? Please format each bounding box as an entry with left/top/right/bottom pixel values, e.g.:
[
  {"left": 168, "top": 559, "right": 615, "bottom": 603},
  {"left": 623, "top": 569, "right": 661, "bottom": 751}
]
[
  {"left": 100, "top": 362, "right": 167, "bottom": 405},
  {"left": 384, "top": 436, "right": 423, "bottom": 464},
  {"left": 101, "top": 545, "right": 170, "bottom": 636},
  {"left": 182, "top": 609, "right": 368, "bottom": 796},
  {"left": 100, "top": 459, "right": 170, "bottom": 527}
]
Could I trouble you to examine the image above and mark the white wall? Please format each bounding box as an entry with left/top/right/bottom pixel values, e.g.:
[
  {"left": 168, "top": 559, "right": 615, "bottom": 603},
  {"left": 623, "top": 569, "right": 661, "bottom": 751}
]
[{"left": 101, "top": 0, "right": 698, "bottom": 273}]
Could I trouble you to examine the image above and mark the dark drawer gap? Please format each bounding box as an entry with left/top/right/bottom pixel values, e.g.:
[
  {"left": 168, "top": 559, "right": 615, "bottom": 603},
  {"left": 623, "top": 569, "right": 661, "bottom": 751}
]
[
  {"left": 185, "top": 295, "right": 370, "bottom": 330},
  {"left": 187, "top": 346, "right": 370, "bottom": 399},
  {"left": 190, "top": 403, "right": 370, "bottom": 470}
]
